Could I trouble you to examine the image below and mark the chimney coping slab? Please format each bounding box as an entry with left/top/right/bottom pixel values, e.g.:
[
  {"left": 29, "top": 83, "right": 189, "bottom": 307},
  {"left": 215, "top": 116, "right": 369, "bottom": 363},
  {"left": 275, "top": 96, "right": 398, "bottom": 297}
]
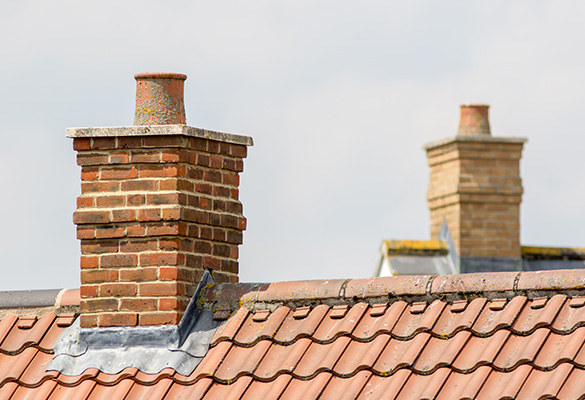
[
  {"left": 423, "top": 134, "right": 527, "bottom": 150},
  {"left": 66, "top": 125, "right": 253, "bottom": 147}
]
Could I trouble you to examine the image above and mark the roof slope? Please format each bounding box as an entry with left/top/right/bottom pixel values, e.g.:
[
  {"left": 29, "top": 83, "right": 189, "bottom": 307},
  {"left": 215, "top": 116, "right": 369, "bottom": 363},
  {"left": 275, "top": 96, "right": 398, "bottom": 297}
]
[{"left": 3, "top": 270, "right": 585, "bottom": 399}]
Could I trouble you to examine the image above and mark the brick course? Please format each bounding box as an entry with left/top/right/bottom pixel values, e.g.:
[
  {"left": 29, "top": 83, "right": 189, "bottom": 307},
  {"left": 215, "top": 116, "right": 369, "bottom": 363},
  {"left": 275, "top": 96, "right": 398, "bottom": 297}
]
[{"left": 73, "top": 135, "right": 248, "bottom": 327}]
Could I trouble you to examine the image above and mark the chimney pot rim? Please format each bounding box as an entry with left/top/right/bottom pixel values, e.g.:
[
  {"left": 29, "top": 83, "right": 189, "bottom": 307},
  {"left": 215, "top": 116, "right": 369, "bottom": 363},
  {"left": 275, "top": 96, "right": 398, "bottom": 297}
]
[
  {"left": 460, "top": 104, "right": 490, "bottom": 108},
  {"left": 134, "top": 72, "right": 187, "bottom": 81}
]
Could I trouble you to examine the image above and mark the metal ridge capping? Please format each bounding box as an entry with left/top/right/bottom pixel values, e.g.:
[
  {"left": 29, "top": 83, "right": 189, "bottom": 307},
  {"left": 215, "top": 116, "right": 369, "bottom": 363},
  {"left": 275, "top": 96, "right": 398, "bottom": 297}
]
[{"left": 49, "top": 272, "right": 220, "bottom": 376}]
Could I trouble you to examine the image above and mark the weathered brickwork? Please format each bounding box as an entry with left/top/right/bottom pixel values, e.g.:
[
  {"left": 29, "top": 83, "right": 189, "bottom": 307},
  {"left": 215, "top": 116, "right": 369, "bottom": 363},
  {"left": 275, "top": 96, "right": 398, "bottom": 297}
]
[
  {"left": 426, "top": 139, "right": 525, "bottom": 259},
  {"left": 73, "top": 135, "right": 248, "bottom": 328}
]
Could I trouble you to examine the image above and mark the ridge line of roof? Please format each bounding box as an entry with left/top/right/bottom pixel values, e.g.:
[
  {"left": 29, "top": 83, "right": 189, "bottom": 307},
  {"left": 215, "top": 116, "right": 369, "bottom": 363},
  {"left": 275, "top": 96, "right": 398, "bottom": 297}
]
[{"left": 201, "top": 269, "right": 585, "bottom": 309}]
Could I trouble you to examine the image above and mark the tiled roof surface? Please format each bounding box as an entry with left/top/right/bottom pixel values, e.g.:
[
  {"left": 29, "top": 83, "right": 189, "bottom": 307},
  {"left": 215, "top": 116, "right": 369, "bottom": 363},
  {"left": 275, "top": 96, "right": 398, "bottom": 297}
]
[{"left": 3, "top": 270, "right": 585, "bottom": 399}]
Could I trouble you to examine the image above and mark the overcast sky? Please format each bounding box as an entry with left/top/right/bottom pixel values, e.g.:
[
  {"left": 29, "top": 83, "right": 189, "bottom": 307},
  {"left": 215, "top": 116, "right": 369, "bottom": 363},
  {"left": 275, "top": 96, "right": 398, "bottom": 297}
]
[{"left": 1, "top": 1, "right": 584, "bottom": 290}]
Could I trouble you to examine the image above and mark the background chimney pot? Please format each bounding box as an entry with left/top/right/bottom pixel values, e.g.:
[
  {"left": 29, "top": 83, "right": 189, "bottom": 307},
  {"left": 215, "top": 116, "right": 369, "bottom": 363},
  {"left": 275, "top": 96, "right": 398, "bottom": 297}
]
[
  {"left": 458, "top": 104, "right": 491, "bottom": 136},
  {"left": 134, "top": 72, "right": 187, "bottom": 126}
]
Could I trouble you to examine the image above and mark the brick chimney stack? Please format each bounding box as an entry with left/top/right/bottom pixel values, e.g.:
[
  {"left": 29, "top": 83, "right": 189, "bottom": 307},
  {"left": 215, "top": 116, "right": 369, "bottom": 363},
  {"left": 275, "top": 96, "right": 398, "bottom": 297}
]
[
  {"left": 424, "top": 105, "right": 527, "bottom": 273},
  {"left": 69, "top": 73, "right": 253, "bottom": 328}
]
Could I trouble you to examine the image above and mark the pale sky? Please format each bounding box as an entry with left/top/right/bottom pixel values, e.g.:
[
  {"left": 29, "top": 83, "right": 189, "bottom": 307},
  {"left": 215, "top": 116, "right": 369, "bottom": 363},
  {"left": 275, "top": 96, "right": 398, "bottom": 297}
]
[{"left": 1, "top": 1, "right": 584, "bottom": 290}]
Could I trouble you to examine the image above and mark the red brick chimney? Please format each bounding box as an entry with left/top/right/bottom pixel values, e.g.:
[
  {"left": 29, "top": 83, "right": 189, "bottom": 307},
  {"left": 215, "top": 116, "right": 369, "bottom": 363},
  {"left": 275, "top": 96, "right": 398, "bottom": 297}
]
[
  {"left": 425, "top": 104, "right": 527, "bottom": 273},
  {"left": 69, "top": 73, "right": 253, "bottom": 328}
]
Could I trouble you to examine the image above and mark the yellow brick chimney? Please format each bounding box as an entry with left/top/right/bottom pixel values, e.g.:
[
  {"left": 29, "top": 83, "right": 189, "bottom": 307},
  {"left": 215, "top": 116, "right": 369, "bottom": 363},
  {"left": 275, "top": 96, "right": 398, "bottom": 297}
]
[{"left": 424, "top": 105, "right": 527, "bottom": 273}]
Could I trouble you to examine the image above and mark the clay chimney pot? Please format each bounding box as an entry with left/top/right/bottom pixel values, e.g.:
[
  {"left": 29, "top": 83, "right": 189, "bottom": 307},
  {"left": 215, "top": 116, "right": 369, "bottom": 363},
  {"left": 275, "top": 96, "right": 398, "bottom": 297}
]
[
  {"left": 134, "top": 72, "right": 187, "bottom": 125},
  {"left": 458, "top": 104, "right": 491, "bottom": 136}
]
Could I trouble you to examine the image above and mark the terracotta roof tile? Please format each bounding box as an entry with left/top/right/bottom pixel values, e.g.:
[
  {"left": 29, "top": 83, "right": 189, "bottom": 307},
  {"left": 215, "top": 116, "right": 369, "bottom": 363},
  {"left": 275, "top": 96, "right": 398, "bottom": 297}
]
[
  {"left": 49, "top": 380, "right": 96, "bottom": 399},
  {"left": 432, "top": 298, "right": 486, "bottom": 337},
  {"left": 253, "top": 338, "right": 311, "bottom": 379},
  {"left": 273, "top": 304, "right": 328, "bottom": 343},
  {"left": 452, "top": 329, "right": 510, "bottom": 372},
  {"left": 240, "top": 373, "right": 292, "bottom": 399},
  {"left": 293, "top": 336, "right": 352, "bottom": 378},
  {"left": 4, "top": 270, "right": 585, "bottom": 398},
  {"left": 232, "top": 306, "right": 288, "bottom": 345},
  {"left": 534, "top": 327, "right": 585, "bottom": 369},
  {"left": 1, "top": 313, "right": 56, "bottom": 354},
  {"left": 318, "top": 370, "right": 371, "bottom": 400},
  {"left": 134, "top": 368, "right": 175, "bottom": 385},
  {"left": 413, "top": 331, "right": 471, "bottom": 373},
  {"left": 204, "top": 376, "right": 252, "bottom": 400},
  {"left": 358, "top": 369, "right": 411, "bottom": 400},
  {"left": 512, "top": 294, "right": 566, "bottom": 334},
  {"left": 516, "top": 363, "right": 573, "bottom": 400},
  {"left": 164, "top": 378, "right": 213, "bottom": 399},
  {"left": 11, "top": 379, "right": 57, "bottom": 399},
  {"left": 0, "top": 347, "right": 37, "bottom": 385},
  {"left": 0, "top": 382, "right": 18, "bottom": 400},
  {"left": 86, "top": 380, "right": 134, "bottom": 400},
  {"left": 391, "top": 299, "right": 445, "bottom": 339},
  {"left": 210, "top": 307, "right": 249, "bottom": 345},
  {"left": 373, "top": 333, "right": 431, "bottom": 374},
  {"left": 311, "top": 302, "right": 367, "bottom": 342},
  {"left": 181, "top": 340, "right": 231, "bottom": 383},
  {"left": 471, "top": 295, "right": 527, "bottom": 335},
  {"left": 494, "top": 328, "right": 551, "bottom": 370},
  {"left": 352, "top": 301, "right": 406, "bottom": 340},
  {"left": 557, "top": 367, "right": 585, "bottom": 400},
  {"left": 476, "top": 364, "right": 532, "bottom": 400},
  {"left": 0, "top": 316, "right": 18, "bottom": 347},
  {"left": 214, "top": 340, "right": 271, "bottom": 382},
  {"left": 552, "top": 296, "right": 585, "bottom": 333},
  {"left": 396, "top": 367, "right": 451, "bottom": 400},
  {"left": 279, "top": 372, "right": 331, "bottom": 400},
  {"left": 18, "top": 351, "right": 58, "bottom": 386},
  {"left": 436, "top": 365, "right": 492, "bottom": 400},
  {"left": 335, "top": 334, "right": 390, "bottom": 376}
]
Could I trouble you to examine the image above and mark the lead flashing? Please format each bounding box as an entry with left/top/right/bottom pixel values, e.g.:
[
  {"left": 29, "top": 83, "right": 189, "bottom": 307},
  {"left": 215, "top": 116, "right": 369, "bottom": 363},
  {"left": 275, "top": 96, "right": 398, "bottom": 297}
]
[
  {"left": 49, "top": 271, "right": 220, "bottom": 376},
  {"left": 423, "top": 134, "right": 527, "bottom": 150},
  {"left": 66, "top": 125, "right": 254, "bottom": 146}
]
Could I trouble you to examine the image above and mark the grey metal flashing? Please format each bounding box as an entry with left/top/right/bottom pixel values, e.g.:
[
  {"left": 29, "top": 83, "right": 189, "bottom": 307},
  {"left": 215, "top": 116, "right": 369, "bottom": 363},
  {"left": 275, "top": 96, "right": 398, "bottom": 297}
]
[
  {"left": 66, "top": 125, "right": 253, "bottom": 146},
  {"left": 423, "top": 134, "right": 527, "bottom": 150},
  {"left": 460, "top": 257, "right": 522, "bottom": 273},
  {"left": 0, "top": 289, "right": 61, "bottom": 309},
  {"left": 523, "top": 259, "right": 585, "bottom": 271},
  {"left": 439, "top": 221, "right": 458, "bottom": 273},
  {"left": 389, "top": 255, "right": 456, "bottom": 276},
  {"left": 178, "top": 269, "right": 214, "bottom": 346},
  {"left": 48, "top": 271, "right": 220, "bottom": 376}
]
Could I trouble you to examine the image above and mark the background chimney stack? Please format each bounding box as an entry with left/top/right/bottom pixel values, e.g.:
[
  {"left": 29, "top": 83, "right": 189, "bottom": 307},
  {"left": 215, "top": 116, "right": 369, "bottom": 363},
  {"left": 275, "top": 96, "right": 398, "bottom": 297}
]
[
  {"left": 425, "top": 104, "right": 527, "bottom": 273},
  {"left": 69, "top": 73, "right": 253, "bottom": 328}
]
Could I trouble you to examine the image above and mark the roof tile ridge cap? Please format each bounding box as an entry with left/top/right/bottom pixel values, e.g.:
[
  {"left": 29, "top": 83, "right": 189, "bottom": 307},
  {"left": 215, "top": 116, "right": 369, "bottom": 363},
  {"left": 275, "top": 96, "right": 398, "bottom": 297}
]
[
  {"left": 54, "top": 288, "right": 81, "bottom": 307},
  {"left": 254, "top": 278, "right": 348, "bottom": 304}
]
